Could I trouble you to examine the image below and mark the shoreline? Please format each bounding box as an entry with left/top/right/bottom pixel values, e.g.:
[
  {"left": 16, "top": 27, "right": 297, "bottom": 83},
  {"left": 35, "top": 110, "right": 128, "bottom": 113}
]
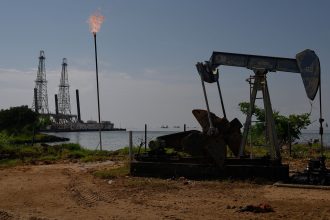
[{"left": 40, "top": 128, "right": 126, "bottom": 133}]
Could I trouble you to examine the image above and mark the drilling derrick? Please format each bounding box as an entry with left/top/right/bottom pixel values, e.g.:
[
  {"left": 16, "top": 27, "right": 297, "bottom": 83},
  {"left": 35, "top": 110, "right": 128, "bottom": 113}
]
[
  {"left": 58, "top": 58, "right": 71, "bottom": 116},
  {"left": 32, "top": 50, "right": 49, "bottom": 114}
]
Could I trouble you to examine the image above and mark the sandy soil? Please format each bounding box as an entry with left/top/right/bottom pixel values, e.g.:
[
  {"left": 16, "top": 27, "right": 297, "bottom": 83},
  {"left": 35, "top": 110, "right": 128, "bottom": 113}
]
[{"left": 0, "top": 161, "right": 330, "bottom": 220}]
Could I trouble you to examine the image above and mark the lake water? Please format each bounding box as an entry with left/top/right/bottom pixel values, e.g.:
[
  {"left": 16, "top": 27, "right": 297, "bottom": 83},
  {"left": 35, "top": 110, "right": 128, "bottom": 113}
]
[
  {"left": 45, "top": 130, "right": 180, "bottom": 151},
  {"left": 45, "top": 130, "right": 330, "bottom": 151}
]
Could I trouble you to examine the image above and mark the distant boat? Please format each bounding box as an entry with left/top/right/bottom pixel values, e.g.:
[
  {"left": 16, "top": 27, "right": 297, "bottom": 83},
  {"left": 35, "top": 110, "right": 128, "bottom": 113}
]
[
  {"left": 161, "top": 125, "right": 168, "bottom": 128},
  {"left": 173, "top": 126, "right": 180, "bottom": 128}
]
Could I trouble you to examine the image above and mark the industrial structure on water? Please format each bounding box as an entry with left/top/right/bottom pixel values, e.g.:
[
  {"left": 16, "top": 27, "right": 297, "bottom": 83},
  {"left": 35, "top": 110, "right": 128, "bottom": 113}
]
[{"left": 32, "top": 50, "right": 125, "bottom": 132}]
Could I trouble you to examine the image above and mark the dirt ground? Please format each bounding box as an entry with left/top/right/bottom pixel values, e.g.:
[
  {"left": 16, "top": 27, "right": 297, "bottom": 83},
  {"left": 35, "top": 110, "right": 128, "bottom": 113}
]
[{"left": 0, "top": 161, "right": 330, "bottom": 220}]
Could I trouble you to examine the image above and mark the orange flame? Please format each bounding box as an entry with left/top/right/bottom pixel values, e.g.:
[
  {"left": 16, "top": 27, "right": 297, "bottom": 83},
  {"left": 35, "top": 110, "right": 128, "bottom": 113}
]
[{"left": 88, "top": 11, "right": 105, "bottom": 34}]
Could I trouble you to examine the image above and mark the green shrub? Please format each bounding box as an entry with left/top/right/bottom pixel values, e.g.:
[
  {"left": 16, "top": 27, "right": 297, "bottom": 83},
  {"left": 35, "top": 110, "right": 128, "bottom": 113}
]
[
  {"left": 65, "top": 150, "right": 87, "bottom": 159},
  {"left": 38, "top": 155, "right": 58, "bottom": 164},
  {"left": 61, "top": 143, "right": 82, "bottom": 151},
  {"left": 80, "top": 155, "right": 109, "bottom": 162},
  {"left": 0, "top": 159, "right": 21, "bottom": 167},
  {"left": 19, "top": 146, "right": 42, "bottom": 158},
  {"left": 113, "top": 146, "right": 146, "bottom": 155},
  {"left": 0, "top": 145, "right": 19, "bottom": 159}
]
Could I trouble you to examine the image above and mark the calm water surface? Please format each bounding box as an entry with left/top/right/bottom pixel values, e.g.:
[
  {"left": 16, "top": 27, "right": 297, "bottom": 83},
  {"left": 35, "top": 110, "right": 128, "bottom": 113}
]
[
  {"left": 45, "top": 130, "right": 180, "bottom": 151},
  {"left": 45, "top": 130, "right": 330, "bottom": 151}
]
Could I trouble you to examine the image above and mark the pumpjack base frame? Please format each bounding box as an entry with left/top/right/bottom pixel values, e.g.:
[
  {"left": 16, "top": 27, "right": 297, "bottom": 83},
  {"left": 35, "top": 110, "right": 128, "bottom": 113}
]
[{"left": 130, "top": 157, "right": 289, "bottom": 181}]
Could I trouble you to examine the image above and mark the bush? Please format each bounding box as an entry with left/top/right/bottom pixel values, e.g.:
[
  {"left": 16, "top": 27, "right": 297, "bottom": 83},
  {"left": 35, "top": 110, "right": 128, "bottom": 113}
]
[
  {"left": 19, "top": 146, "right": 42, "bottom": 159},
  {"left": 0, "top": 159, "right": 21, "bottom": 167},
  {"left": 113, "top": 146, "right": 146, "bottom": 155},
  {"left": 61, "top": 143, "right": 82, "bottom": 151},
  {"left": 38, "top": 155, "right": 59, "bottom": 164},
  {"left": 239, "top": 102, "right": 311, "bottom": 146},
  {"left": 0, "top": 106, "right": 38, "bottom": 136},
  {"left": 0, "top": 145, "right": 18, "bottom": 159},
  {"left": 65, "top": 150, "right": 87, "bottom": 159}
]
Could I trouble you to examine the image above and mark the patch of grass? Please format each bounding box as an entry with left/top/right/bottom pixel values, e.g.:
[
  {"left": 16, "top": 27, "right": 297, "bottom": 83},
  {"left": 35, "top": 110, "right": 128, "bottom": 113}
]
[
  {"left": 0, "top": 145, "right": 19, "bottom": 159},
  {"left": 64, "top": 150, "right": 88, "bottom": 159},
  {"left": 0, "top": 142, "right": 110, "bottom": 165},
  {"left": 2, "top": 132, "right": 69, "bottom": 145},
  {"left": 324, "top": 150, "right": 330, "bottom": 159},
  {"left": 0, "top": 159, "right": 22, "bottom": 167},
  {"left": 245, "top": 145, "right": 268, "bottom": 157},
  {"left": 81, "top": 154, "right": 113, "bottom": 162},
  {"left": 19, "top": 146, "right": 41, "bottom": 158},
  {"left": 240, "top": 142, "right": 330, "bottom": 160},
  {"left": 94, "top": 164, "right": 130, "bottom": 179},
  {"left": 61, "top": 143, "right": 82, "bottom": 151},
  {"left": 38, "top": 155, "right": 59, "bottom": 163},
  {"left": 124, "top": 178, "right": 180, "bottom": 191},
  {"left": 285, "top": 143, "right": 322, "bottom": 159},
  {"left": 113, "top": 146, "right": 148, "bottom": 155}
]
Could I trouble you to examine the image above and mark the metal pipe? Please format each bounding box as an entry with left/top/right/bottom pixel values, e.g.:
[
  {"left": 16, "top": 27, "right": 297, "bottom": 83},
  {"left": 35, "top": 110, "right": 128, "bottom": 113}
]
[
  {"left": 262, "top": 76, "right": 280, "bottom": 159},
  {"left": 216, "top": 78, "right": 227, "bottom": 119},
  {"left": 200, "top": 77, "right": 215, "bottom": 135},
  {"left": 274, "top": 182, "right": 330, "bottom": 190},
  {"left": 249, "top": 76, "right": 252, "bottom": 155},
  {"left": 288, "top": 121, "right": 291, "bottom": 156},
  {"left": 34, "top": 88, "right": 38, "bottom": 113},
  {"left": 55, "top": 94, "right": 59, "bottom": 115},
  {"left": 319, "top": 68, "right": 324, "bottom": 156},
  {"left": 239, "top": 74, "right": 259, "bottom": 157},
  {"left": 144, "top": 124, "right": 147, "bottom": 151},
  {"left": 93, "top": 32, "right": 102, "bottom": 150},
  {"left": 129, "top": 131, "right": 133, "bottom": 164},
  {"left": 55, "top": 94, "right": 59, "bottom": 123},
  {"left": 76, "top": 89, "right": 81, "bottom": 122}
]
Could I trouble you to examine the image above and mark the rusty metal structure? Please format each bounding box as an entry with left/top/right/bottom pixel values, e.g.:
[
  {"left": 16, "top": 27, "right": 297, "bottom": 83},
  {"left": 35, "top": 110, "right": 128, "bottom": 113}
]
[
  {"left": 51, "top": 58, "right": 78, "bottom": 125},
  {"left": 196, "top": 49, "right": 320, "bottom": 160},
  {"left": 32, "top": 50, "right": 49, "bottom": 114},
  {"left": 145, "top": 109, "right": 242, "bottom": 167},
  {"left": 131, "top": 49, "right": 323, "bottom": 181},
  {"left": 58, "top": 58, "right": 71, "bottom": 116}
]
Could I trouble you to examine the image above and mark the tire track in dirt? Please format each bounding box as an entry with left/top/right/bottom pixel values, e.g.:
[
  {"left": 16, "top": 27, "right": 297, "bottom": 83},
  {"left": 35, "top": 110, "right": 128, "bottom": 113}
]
[
  {"left": 0, "top": 210, "right": 13, "bottom": 220},
  {"left": 64, "top": 168, "right": 115, "bottom": 207}
]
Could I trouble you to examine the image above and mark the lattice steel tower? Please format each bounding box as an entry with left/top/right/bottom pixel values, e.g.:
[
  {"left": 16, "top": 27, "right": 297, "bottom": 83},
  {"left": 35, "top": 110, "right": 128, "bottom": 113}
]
[
  {"left": 58, "top": 58, "right": 71, "bottom": 115},
  {"left": 32, "top": 50, "right": 49, "bottom": 114}
]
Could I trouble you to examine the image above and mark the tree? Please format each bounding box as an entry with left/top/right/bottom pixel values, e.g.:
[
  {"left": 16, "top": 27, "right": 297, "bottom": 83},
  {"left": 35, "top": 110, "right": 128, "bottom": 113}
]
[
  {"left": 239, "top": 102, "right": 311, "bottom": 146},
  {"left": 0, "top": 106, "right": 38, "bottom": 135}
]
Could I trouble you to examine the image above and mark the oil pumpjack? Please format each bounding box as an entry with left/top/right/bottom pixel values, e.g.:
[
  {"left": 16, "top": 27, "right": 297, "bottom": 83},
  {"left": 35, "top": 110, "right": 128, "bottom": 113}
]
[{"left": 131, "top": 49, "right": 325, "bottom": 181}]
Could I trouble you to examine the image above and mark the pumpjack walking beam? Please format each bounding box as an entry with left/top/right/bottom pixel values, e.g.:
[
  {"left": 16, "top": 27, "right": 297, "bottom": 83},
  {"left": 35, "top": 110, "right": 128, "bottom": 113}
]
[{"left": 197, "top": 49, "right": 321, "bottom": 160}]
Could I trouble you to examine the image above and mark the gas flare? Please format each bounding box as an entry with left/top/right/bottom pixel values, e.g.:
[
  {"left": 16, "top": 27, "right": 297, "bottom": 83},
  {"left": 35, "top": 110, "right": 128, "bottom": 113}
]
[{"left": 88, "top": 11, "right": 105, "bottom": 34}]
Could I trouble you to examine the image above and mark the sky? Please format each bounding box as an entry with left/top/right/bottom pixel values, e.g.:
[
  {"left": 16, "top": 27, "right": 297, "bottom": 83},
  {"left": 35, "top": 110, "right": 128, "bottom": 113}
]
[{"left": 0, "top": 0, "right": 329, "bottom": 131}]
